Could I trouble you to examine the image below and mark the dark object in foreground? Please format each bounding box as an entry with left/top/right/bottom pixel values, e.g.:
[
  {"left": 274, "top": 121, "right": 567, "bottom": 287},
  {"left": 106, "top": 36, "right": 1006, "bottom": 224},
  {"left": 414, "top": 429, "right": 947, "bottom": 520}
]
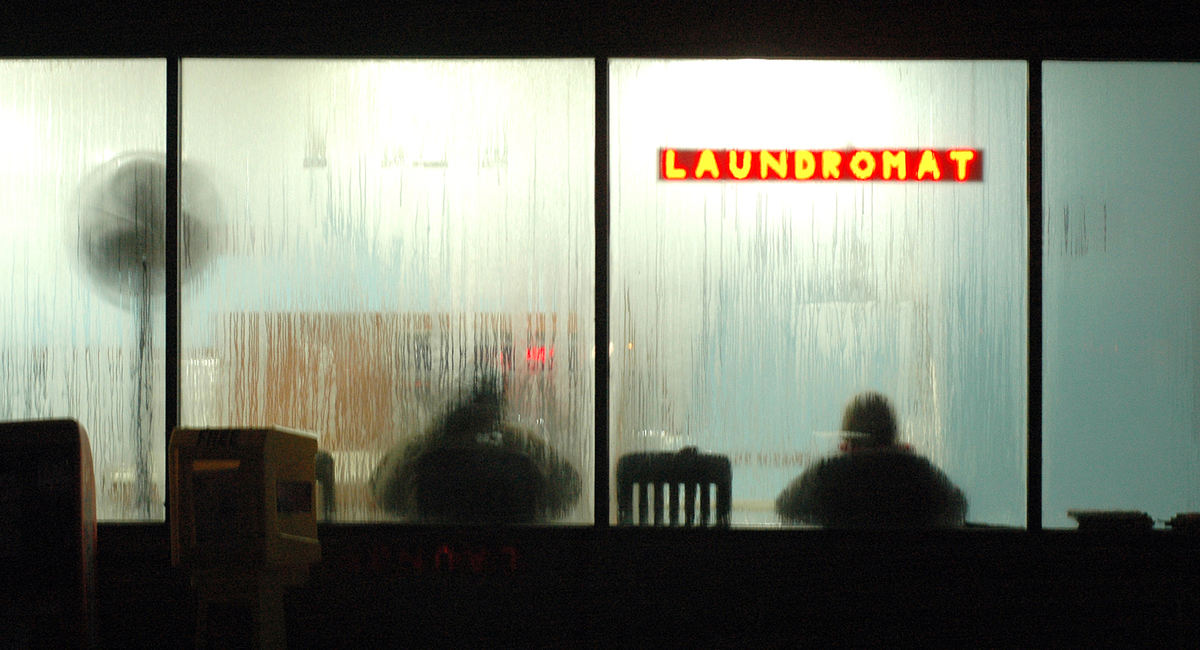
[
  {"left": 370, "top": 383, "right": 581, "bottom": 524},
  {"left": 1166, "top": 513, "right": 1200, "bottom": 534},
  {"left": 1068, "top": 510, "right": 1154, "bottom": 532},
  {"left": 315, "top": 450, "right": 335, "bottom": 520},
  {"left": 776, "top": 449, "right": 967, "bottom": 528},
  {"left": 0, "top": 419, "right": 96, "bottom": 648},
  {"left": 616, "top": 447, "right": 731, "bottom": 526},
  {"left": 777, "top": 391, "right": 967, "bottom": 528}
]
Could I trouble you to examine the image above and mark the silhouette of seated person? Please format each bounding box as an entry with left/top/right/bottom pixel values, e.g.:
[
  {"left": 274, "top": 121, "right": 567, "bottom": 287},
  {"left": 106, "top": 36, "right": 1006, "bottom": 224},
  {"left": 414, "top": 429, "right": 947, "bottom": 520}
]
[
  {"left": 370, "top": 380, "right": 581, "bottom": 524},
  {"left": 775, "top": 392, "right": 967, "bottom": 528}
]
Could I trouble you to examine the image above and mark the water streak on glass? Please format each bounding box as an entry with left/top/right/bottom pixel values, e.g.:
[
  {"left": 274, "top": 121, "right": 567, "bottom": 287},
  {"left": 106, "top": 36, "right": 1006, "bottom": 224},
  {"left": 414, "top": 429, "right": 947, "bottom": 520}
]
[
  {"left": 1043, "top": 62, "right": 1200, "bottom": 527},
  {"left": 610, "top": 60, "right": 1027, "bottom": 526},
  {"left": 180, "top": 59, "right": 595, "bottom": 523},
  {"left": 0, "top": 60, "right": 167, "bottom": 520}
]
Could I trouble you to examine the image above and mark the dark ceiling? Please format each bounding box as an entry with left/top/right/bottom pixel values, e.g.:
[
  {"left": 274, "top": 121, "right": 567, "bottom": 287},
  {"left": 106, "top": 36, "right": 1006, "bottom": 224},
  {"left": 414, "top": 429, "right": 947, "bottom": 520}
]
[{"left": 2, "top": 1, "right": 1195, "bottom": 59}]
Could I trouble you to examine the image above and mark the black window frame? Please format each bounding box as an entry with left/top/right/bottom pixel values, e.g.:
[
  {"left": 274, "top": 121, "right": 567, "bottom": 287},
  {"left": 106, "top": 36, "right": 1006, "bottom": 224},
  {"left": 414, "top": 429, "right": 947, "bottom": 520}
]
[{"left": 5, "top": 2, "right": 1195, "bottom": 536}]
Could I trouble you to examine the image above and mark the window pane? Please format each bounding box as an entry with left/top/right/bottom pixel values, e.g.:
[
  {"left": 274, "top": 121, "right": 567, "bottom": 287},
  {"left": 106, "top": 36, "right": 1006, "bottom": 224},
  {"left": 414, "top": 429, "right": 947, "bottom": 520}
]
[
  {"left": 180, "top": 59, "right": 595, "bottom": 523},
  {"left": 1043, "top": 62, "right": 1200, "bottom": 527},
  {"left": 0, "top": 60, "right": 166, "bottom": 520},
  {"left": 610, "top": 60, "right": 1027, "bottom": 526}
]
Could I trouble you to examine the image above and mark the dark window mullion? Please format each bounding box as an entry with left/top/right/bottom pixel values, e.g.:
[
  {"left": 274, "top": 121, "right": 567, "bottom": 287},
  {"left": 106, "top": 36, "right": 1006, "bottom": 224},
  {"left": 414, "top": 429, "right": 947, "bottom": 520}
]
[
  {"left": 155, "top": 56, "right": 1043, "bottom": 530},
  {"left": 165, "top": 57, "right": 181, "bottom": 518},
  {"left": 1027, "top": 59, "right": 1043, "bottom": 531},
  {"left": 594, "top": 57, "right": 610, "bottom": 527}
]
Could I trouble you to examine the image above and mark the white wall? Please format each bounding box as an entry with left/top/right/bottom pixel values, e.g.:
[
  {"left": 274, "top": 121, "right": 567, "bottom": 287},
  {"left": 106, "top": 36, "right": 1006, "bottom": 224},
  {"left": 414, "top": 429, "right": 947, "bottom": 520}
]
[
  {"left": 179, "top": 59, "right": 597, "bottom": 522},
  {"left": 610, "top": 60, "right": 1028, "bottom": 526},
  {"left": 1043, "top": 62, "right": 1200, "bottom": 526},
  {"left": 0, "top": 60, "right": 167, "bottom": 519}
]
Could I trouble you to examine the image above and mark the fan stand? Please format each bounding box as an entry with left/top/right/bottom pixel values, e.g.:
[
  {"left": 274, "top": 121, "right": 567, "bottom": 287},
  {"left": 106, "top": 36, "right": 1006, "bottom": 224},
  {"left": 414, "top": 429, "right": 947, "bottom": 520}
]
[{"left": 132, "top": 255, "right": 153, "bottom": 518}]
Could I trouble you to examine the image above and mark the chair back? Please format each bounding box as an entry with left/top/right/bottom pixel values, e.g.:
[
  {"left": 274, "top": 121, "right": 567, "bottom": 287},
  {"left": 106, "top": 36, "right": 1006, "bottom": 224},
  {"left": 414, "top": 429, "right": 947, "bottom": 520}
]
[{"left": 616, "top": 447, "right": 731, "bottom": 526}]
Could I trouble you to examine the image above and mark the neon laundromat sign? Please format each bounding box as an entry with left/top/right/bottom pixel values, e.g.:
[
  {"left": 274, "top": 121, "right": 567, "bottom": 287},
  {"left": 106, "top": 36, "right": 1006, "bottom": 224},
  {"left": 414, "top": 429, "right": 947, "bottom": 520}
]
[{"left": 660, "top": 149, "right": 982, "bottom": 182}]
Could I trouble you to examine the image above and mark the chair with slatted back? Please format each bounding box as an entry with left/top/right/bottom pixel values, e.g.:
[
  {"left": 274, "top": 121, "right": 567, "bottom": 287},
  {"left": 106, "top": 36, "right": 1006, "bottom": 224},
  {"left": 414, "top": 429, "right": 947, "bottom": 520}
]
[{"left": 616, "top": 447, "right": 731, "bottom": 527}]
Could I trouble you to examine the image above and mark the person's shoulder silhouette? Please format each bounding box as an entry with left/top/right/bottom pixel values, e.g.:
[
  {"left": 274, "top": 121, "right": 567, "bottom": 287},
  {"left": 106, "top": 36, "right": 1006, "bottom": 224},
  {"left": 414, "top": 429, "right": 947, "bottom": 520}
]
[
  {"left": 776, "top": 392, "right": 966, "bottom": 528},
  {"left": 370, "top": 378, "right": 581, "bottom": 524}
]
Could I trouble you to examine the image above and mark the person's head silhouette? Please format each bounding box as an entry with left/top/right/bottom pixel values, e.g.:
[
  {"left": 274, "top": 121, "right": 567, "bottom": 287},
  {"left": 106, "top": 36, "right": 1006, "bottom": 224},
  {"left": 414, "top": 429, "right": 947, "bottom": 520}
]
[
  {"left": 840, "top": 391, "right": 898, "bottom": 451},
  {"left": 778, "top": 390, "right": 966, "bottom": 527}
]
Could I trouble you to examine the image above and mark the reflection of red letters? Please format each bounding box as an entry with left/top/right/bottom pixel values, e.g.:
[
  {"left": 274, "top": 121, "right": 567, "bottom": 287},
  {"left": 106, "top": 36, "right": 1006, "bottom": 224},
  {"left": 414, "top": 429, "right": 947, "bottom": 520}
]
[
  {"left": 434, "top": 544, "right": 457, "bottom": 571},
  {"left": 371, "top": 544, "right": 519, "bottom": 574},
  {"left": 501, "top": 546, "right": 518, "bottom": 573},
  {"left": 369, "top": 543, "right": 391, "bottom": 572},
  {"left": 466, "top": 547, "right": 488, "bottom": 573},
  {"left": 850, "top": 151, "right": 876, "bottom": 180},
  {"left": 395, "top": 549, "right": 423, "bottom": 572}
]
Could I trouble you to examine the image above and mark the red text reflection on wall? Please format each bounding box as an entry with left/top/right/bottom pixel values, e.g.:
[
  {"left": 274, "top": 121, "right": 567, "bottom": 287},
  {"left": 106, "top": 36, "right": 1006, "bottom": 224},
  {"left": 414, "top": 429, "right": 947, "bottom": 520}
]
[{"left": 659, "top": 149, "right": 982, "bottom": 182}]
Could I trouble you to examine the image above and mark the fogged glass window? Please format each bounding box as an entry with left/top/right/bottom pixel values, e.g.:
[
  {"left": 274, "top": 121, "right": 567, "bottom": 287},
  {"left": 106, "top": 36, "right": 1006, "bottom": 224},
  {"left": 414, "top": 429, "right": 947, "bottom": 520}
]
[
  {"left": 0, "top": 60, "right": 166, "bottom": 520},
  {"left": 610, "top": 60, "right": 1027, "bottom": 526},
  {"left": 180, "top": 60, "right": 595, "bottom": 523},
  {"left": 1043, "top": 62, "right": 1200, "bottom": 527}
]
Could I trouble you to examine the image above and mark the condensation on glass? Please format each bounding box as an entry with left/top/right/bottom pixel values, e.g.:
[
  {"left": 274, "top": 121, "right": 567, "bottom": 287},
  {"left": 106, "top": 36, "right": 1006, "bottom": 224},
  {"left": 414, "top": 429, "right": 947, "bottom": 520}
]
[
  {"left": 610, "top": 60, "right": 1028, "bottom": 526},
  {"left": 1043, "top": 62, "right": 1200, "bottom": 527},
  {"left": 0, "top": 60, "right": 167, "bottom": 520},
  {"left": 179, "top": 59, "right": 595, "bottom": 523}
]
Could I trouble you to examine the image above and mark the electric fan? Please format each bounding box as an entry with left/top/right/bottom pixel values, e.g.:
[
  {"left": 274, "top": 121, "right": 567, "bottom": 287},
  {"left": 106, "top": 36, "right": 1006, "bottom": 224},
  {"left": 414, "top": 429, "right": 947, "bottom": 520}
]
[{"left": 76, "top": 151, "right": 220, "bottom": 516}]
